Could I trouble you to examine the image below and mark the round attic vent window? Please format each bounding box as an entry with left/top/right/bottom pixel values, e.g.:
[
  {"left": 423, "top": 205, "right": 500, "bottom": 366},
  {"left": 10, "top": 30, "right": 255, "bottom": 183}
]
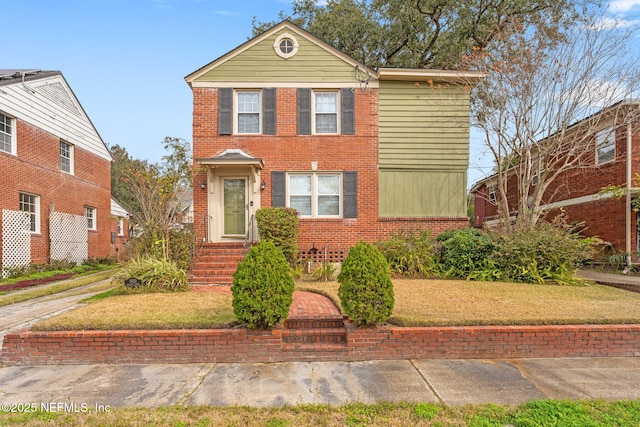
[{"left": 274, "top": 33, "right": 299, "bottom": 59}]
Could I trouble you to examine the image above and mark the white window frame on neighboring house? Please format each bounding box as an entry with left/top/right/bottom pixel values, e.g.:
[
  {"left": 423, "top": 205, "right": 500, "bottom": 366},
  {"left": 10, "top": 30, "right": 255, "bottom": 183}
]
[
  {"left": 235, "top": 90, "right": 261, "bottom": 134},
  {"left": 312, "top": 91, "right": 339, "bottom": 134},
  {"left": 60, "top": 140, "right": 74, "bottom": 174},
  {"left": 287, "top": 173, "right": 342, "bottom": 218},
  {"left": 595, "top": 126, "right": 615, "bottom": 165},
  {"left": 0, "top": 112, "right": 16, "bottom": 155},
  {"left": 488, "top": 185, "right": 496, "bottom": 204},
  {"left": 19, "top": 192, "right": 40, "bottom": 234},
  {"left": 85, "top": 206, "right": 97, "bottom": 230}
]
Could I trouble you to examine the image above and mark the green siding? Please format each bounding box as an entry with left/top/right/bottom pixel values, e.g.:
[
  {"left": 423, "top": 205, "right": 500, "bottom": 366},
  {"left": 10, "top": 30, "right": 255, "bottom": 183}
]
[
  {"left": 378, "top": 80, "right": 471, "bottom": 169},
  {"left": 196, "top": 29, "right": 357, "bottom": 82},
  {"left": 379, "top": 170, "right": 466, "bottom": 217}
]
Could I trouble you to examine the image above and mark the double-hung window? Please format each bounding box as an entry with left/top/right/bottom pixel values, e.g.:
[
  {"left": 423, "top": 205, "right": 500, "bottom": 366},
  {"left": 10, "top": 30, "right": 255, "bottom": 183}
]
[
  {"left": 85, "top": 206, "right": 97, "bottom": 230},
  {"left": 488, "top": 186, "right": 496, "bottom": 204},
  {"left": 0, "top": 112, "right": 15, "bottom": 155},
  {"left": 596, "top": 127, "right": 615, "bottom": 165},
  {"left": 19, "top": 192, "right": 40, "bottom": 233},
  {"left": 288, "top": 173, "right": 341, "bottom": 217},
  {"left": 60, "top": 140, "right": 73, "bottom": 174},
  {"left": 117, "top": 218, "right": 124, "bottom": 236},
  {"left": 236, "top": 91, "right": 260, "bottom": 134},
  {"left": 314, "top": 91, "right": 338, "bottom": 134}
]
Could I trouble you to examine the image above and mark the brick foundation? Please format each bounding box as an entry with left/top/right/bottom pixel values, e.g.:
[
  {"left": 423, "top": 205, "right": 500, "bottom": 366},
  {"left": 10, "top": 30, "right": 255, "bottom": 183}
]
[{"left": 3, "top": 323, "right": 639, "bottom": 365}]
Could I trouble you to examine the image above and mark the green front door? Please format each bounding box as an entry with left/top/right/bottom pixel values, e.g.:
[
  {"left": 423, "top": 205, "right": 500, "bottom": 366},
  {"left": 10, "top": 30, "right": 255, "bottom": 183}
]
[{"left": 223, "top": 178, "right": 246, "bottom": 236}]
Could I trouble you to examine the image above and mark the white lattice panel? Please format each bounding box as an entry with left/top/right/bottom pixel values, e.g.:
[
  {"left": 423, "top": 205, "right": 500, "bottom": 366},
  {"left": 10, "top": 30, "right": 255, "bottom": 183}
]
[
  {"left": 49, "top": 212, "right": 87, "bottom": 264},
  {"left": 2, "top": 209, "right": 31, "bottom": 278}
]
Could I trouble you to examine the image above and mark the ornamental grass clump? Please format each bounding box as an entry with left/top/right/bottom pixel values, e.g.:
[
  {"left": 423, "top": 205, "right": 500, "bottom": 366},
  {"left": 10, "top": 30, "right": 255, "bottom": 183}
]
[
  {"left": 231, "top": 241, "right": 295, "bottom": 329},
  {"left": 338, "top": 241, "right": 394, "bottom": 326},
  {"left": 113, "top": 256, "right": 189, "bottom": 293}
]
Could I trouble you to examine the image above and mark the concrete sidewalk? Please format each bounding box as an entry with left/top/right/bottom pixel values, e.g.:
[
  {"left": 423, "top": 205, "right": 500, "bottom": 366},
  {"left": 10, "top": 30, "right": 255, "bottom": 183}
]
[{"left": 1, "top": 357, "right": 639, "bottom": 408}]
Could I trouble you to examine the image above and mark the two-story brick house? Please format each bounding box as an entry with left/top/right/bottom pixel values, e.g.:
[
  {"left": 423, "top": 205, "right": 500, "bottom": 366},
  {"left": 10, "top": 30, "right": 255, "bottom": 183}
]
[
  {"left": 185, "top": 21, "right": 483, "bottom": 284},
  {"left": 0, "top": 69, "right": 113, "bottom": 275},
  {"left": 472, "top": 100, "right": 640, "bottom": 257}
]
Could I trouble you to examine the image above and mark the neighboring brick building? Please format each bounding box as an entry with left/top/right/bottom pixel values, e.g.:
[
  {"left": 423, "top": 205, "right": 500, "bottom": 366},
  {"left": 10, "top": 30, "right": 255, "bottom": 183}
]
[
  {"left": 472, "top": 100, "right": 640, "bottom": 256},
  {"left": 0, "top": 69, "right": 113, "bottom": 275},
  {"left": 185, "top": 21, "right": 483, "bottom": 284}
]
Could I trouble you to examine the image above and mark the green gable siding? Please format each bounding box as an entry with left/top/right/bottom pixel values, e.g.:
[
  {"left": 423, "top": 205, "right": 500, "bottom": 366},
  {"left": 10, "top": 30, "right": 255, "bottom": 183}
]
[
  {"left": 379, "top": 170, "right": 466, "bottom": 217},
  {"left": 195, "top": 29, "right": 357, "bottom": 83},
  {"left": 378, "top": 80, "right": 471, "bottom": 169}
]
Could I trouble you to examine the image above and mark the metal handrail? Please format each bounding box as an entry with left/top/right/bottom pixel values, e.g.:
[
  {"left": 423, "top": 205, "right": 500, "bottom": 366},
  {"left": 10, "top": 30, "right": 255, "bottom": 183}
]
[{"left": 243, "top": 214, "right": 255, "bottom": 252}]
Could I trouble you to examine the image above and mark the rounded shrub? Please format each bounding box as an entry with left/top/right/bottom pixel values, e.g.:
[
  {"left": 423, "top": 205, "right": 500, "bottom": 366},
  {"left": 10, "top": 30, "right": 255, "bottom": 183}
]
[
  {"left": 437, "top": 228, "right": 494, "bottom": 278},
  {"left": 231, "top": 241, "right": 295, "bottom": 329},
  {"left": 255, "top": 207, "right": 299, "bottom": 264},
  {"left": 338, "top": 241, "right": 394, "bottom": 326}
]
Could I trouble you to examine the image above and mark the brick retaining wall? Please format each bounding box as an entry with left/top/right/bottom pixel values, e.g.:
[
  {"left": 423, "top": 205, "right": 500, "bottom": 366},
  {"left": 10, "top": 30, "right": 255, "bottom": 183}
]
[{"left": 3, "top": 323, "right": 639, "bottom": 365}]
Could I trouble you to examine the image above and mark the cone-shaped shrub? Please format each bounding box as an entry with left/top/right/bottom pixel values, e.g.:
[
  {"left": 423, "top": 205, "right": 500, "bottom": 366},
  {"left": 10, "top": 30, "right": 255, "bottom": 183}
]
[
  {"left": 231, "top": 241, "right": 295, "bottom": 329},
  {"left": 338, "top": 241, "right": 394, "bottom": 326}
]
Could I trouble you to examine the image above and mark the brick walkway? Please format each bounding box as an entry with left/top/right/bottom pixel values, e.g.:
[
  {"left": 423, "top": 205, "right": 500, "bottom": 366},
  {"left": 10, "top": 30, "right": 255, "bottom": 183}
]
[{"left": 191, "top": 285, "right": 342, "bottom": 318}]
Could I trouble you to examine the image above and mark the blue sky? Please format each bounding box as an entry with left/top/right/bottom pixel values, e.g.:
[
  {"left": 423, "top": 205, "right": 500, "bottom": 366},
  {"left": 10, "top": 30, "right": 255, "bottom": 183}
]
[{"left": 6, "top": 0, "right": 640, "bottom": 187}]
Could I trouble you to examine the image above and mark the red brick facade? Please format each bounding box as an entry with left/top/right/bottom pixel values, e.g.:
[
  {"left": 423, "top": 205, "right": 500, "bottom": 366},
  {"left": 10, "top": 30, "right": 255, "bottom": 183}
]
[
  {"left": 4, "top": 323, "right": 638, "bottom": 365},
  {"left": 0, "top": 119, "right": 112, "bottom": 264},
  {"left": 192, "top": 86, "right": 468, "bottom": 257},
  {"left": 473, "top": 114, "right": 640, "bottom": 255}
]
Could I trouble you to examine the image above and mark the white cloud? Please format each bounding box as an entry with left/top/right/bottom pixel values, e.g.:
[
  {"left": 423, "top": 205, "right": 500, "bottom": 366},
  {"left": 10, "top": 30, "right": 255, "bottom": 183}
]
[
  {"left": 609, "top": 0, "right": 640, "bottom": 12},
  {"left": 214, "top": 10, "right": 238, "bottom": 16},
  {"left": 591, "top": 16, "right": 640, "bottom": 29}
]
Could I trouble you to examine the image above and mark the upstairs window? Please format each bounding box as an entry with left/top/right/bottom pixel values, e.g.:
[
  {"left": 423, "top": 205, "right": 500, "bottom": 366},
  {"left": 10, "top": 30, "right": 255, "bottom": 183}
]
[
  {"left": 314, "top": 92, "right": 338, "bottom": 134},
  {"left": 236, "top": 91, "right": 260, "bottom": 134},
  {"left": 596, "top": 127, "right": 615, "bottom": 165},
  {"left": 117, "top": 218, "right": 124, "bottom": 236},
  {"left": 85, "top": 206, "right": 97, "bottom": 230},
  {"left": 19, "top": 192, "right": 40, "bottom": 233},
  {"left": 60, "top": 140, "right": 74, "bottom": 174},
  {"left": 488, "top": 186, "right": 496, "bottom": 204},
  {"left": 0, "top": 112, "right": 15, "bottom": 155}
]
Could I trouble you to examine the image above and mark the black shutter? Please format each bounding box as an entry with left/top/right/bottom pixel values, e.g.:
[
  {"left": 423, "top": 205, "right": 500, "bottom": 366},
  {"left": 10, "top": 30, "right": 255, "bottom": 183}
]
[
  {"left": 271, "top": 171, "right": 286, "bottom": 207},
  {"left": 343, "top": 171, "right": 357, "bottom": 218},
  {"left": 263, "top": 88, "right": 276, "bottom": 135},
  {"left": 297, "top": 88, "right": 311, "bottom": 135},
  {"left": 341, "top": 88, "right": 355, "bottom": 135},
  {"left": 218, "top": 87, "right": 232, "bottom": 135}
]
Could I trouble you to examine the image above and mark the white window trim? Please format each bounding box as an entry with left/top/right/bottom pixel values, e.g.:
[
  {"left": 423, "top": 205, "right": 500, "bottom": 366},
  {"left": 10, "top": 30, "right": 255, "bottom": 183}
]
[
  {"left": 595, "top": 126, "right": 615, "bottom": 165},
  {"left": 287, "top": 172, "right": 342, "bottom": 218},
  {"left": 85, "top": 206, "right": 97, "bottom": 231},
  {"left": 488, "top": 185, "right": 496, "bottom": 204},
  {"left": 234, "top": 90, "right": 261, "bottom": 134},
  {"left": 273, "top": 33, "right": 299, "bottom": 59},
  {"left": 20, "top": 192, "right": 40, "bottom": 234},
  {"left": 312, "top": 90, "right": 340, "bottom": 135},
  {"left": 117, "top": 218, "right": 124, "bottom": 236},
  {"left": 0, "top": 111, "right": 17, "bottom": 156},
  {"left": 60, "top": 140, "right": 74, "bottom": 174}
]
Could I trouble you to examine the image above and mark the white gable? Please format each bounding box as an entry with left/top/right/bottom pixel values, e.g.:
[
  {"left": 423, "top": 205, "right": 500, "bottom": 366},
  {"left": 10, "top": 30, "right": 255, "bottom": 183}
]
[{"left": 0, "top": 73, "right": 111, "bottom": 161}]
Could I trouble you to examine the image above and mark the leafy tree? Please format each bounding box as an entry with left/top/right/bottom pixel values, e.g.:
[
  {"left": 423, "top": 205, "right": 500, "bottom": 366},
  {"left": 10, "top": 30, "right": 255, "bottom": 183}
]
[
  {"left": 112, "top": 137, "right": 195, "bottom": 260},
  {"left": 253, "top": 0, "right": 591, "bottom": 70},
  {"left": 470, "top": 9, "right": 640, "bottom": 230}
]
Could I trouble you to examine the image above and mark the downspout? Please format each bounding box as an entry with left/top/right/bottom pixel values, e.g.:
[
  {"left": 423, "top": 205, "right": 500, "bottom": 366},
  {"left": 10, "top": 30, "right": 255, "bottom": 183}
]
[{"left": 626, "top": 121, "right": 632, "bottom": 265}]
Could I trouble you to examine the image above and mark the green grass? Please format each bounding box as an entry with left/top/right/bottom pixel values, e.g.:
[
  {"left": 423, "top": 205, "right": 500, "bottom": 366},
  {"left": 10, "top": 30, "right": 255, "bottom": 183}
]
[
  {"left": 0, "top": 269, "right": 118, "bottom": 308},
  {"left": 32, "top": 278, "right": 640, "bottom": 330},
  {"left": 0, "top": 400, "right": 639, "bottom": 426}
]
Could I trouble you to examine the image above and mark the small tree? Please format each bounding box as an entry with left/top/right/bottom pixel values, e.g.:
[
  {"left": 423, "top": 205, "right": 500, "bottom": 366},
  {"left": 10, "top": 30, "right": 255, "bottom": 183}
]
[
  {"left": 338, "top": 241, "right": 394, "bottom": 326},
  {"left": 231, "top": 241, "right": 295, "bottom": 329}
]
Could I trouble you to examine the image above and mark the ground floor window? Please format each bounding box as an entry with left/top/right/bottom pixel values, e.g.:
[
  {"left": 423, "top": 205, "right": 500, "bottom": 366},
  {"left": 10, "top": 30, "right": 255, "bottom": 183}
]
[
  {"left": 288, "top": 173, "right": 341, "bottom": 217},
  {"left": 85, "top": 206, "right": 97, "bottom": 230},
  {"left": 19, "top": 192, "right": 40, "bottom": 233}
]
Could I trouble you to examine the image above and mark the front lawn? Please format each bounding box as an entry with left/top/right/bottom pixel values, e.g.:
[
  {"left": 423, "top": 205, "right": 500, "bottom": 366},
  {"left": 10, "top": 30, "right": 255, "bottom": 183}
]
[{"left": 32, "top": 279, "right": 640, "bottom": 331}]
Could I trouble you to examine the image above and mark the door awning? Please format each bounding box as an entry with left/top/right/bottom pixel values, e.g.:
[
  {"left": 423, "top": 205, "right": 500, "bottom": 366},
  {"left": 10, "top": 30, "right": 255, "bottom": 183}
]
[{"left": 196, "top": 149, "right": 264, "bottom": 168}]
